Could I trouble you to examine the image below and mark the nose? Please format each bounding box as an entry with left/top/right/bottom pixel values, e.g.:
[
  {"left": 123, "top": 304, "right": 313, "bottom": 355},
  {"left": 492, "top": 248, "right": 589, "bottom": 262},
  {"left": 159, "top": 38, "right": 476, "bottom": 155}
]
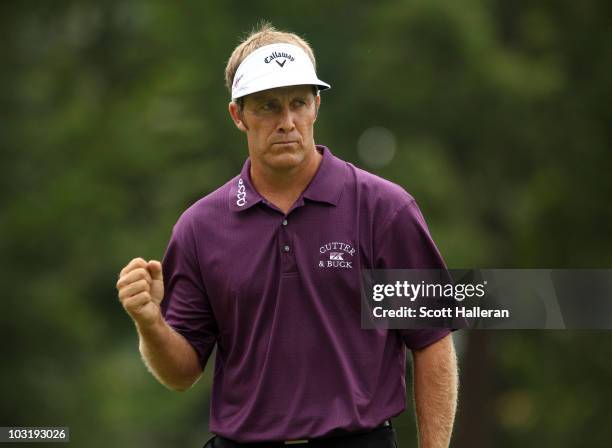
[{"left": 276, "top": 107, "right": 295, "bottom": 133}]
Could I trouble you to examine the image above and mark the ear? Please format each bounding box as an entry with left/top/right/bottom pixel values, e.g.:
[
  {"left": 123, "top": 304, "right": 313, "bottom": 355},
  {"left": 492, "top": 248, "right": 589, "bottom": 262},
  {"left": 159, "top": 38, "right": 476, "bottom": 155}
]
[
  {"left": 314, "top": 94, "right": 321, "bottom": 121},
  {"left": 228, "top": 101, "right": 248, "bottom": 132}
]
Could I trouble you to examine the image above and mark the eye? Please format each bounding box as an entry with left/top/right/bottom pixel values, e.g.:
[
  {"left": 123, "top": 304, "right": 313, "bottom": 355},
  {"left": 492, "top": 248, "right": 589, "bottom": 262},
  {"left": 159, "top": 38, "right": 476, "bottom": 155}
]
[{"left": 292, "top": 99, "right": 307, "bottom": 108}]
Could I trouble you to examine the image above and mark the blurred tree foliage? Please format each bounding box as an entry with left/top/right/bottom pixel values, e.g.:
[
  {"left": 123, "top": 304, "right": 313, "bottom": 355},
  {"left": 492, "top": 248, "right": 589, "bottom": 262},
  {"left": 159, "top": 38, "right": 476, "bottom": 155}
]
[{"left": 1, "top": 1, "right": 611, "bottom": 447}]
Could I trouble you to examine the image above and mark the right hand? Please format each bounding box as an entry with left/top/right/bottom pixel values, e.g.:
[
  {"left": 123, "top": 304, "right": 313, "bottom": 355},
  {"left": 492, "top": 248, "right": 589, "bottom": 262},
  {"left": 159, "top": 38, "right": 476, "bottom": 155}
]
[{"left": 116, "top": 257, "right": 165, "bottom": 327}]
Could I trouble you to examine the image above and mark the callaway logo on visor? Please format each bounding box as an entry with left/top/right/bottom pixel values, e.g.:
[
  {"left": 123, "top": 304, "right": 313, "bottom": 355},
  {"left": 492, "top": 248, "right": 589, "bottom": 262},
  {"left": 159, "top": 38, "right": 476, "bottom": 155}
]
[{"left": 264, "top": 51, "right": 295, "bottom": 67}]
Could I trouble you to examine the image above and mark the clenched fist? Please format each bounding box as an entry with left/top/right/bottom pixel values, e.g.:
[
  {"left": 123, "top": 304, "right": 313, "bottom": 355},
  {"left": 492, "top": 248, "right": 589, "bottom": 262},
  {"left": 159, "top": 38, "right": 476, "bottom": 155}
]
[{"left": 116, "top": 257, "right": 165, "bottom": 327}]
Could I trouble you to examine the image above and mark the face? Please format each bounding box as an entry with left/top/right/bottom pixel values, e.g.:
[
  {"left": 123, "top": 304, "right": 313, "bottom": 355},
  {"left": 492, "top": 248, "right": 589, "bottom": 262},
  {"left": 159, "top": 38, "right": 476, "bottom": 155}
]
[{"left": 229, "top": 85, "right": 320, "bottom": 172}]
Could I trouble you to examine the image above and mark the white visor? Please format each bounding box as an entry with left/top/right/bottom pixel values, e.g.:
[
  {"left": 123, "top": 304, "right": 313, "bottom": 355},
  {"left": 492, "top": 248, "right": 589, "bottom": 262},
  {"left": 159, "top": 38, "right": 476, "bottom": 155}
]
[{"left": 231, "top": 43, "right": 331, "bottom": 100}]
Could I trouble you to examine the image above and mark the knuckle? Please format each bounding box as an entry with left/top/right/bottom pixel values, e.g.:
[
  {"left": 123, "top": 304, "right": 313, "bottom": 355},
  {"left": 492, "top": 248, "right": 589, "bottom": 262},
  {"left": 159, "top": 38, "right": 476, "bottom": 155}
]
[
  {"left": 127, "top": 258, "right": 146, "bottom": 271},
  {"left": 126, "top": 292, "right": 149, "bottom": 308},
  {"left": 124, "top": 300, "right": 136, "bottom": 311},
  {"left": 136, "top": 268, "right": 150, "bottom": 281},
  {"left": 116, "top": 277, "right": 126, "bottom": 289},
  {"left": 125, "top": 294, "right": 137, "bottom": 306}
]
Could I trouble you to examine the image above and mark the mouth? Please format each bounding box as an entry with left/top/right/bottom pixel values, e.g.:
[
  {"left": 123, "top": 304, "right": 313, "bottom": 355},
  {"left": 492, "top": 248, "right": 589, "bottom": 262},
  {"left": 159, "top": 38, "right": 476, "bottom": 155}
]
[{"left": 271, "top": 141, "right": 298, "bottom": 145}]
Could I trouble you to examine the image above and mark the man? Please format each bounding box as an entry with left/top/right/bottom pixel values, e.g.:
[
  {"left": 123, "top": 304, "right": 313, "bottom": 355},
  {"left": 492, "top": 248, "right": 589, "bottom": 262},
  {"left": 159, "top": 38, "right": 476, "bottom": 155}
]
[{"left": 116, "top": 24, "right": 458, "bottom": 448}]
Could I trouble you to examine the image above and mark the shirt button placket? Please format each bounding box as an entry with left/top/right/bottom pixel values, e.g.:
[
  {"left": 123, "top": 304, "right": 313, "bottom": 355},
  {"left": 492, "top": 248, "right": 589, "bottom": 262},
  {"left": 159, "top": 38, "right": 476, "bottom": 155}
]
[
  {"left": 280, "top": 217, "right": 297, "bottom": 273},
  {"left": 281, "top": 217, "right": 290, "bottom": 254}
]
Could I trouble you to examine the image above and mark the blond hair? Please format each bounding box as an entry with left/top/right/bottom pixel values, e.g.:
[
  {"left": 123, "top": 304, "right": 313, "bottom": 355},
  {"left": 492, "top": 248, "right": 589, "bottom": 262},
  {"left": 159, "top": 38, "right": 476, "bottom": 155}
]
[{"left": 224, "top": 22, "right": 317, "bottom": 95}]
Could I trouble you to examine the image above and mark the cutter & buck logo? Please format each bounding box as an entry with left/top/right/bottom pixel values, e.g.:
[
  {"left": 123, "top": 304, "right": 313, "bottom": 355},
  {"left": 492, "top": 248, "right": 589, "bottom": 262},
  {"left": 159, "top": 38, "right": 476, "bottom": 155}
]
[{"left": 319, "top": 242, "right": 355, "bottom": 269}]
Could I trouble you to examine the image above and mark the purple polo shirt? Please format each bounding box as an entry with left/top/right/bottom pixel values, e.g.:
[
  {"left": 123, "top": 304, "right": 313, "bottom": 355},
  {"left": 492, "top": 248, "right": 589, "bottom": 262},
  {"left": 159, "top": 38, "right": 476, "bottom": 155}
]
[{"left": 161, "top": 145, "right": 450, "bottom": 443}]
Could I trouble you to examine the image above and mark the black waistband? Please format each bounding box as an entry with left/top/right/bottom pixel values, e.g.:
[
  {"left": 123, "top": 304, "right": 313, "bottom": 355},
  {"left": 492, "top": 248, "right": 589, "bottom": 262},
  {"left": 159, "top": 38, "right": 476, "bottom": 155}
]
[{"left": 210, "top": 420, "right": 393, "bottom": 447}]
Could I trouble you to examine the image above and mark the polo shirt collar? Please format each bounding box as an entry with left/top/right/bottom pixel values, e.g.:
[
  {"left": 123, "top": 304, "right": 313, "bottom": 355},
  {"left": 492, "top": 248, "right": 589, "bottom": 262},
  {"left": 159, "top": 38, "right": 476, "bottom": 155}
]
[
  {"left": 229, "top": 144, "right": 346, "bottom": 212},
  {"left": 229, "top": 159, "right": 264, "bottom": 212},
  {"left": 301, "top": 145, "right": 346, "bottom": 206}
]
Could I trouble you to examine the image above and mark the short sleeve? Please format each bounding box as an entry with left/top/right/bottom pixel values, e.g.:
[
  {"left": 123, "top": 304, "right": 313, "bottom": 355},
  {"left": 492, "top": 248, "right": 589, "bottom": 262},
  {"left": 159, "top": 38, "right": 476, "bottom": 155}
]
[
  {"left": 161, "top": 217, "right": 218, "bottom": 368},
  {"left": 375, "top": 199, "right": 454, "bottom": 350}
]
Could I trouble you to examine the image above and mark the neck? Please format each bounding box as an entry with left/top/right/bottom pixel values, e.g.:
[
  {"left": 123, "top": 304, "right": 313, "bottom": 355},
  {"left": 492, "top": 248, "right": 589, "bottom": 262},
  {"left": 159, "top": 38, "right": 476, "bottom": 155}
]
[{"left": 250, "top": 146, "right": 322, "bottom": 214}]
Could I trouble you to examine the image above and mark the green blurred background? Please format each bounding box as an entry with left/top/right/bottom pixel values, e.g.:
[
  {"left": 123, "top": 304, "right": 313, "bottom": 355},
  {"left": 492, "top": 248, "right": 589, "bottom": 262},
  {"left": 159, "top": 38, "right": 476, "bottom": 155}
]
[{"left": 2, "top": 1, "right": 611, "bottom": 447}]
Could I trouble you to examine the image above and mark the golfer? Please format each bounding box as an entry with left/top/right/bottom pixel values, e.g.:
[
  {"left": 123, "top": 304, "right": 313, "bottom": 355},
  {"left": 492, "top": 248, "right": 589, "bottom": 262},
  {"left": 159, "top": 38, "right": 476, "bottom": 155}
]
[{"left": 116, "top": 24, "right": 458, "bottom": 448}]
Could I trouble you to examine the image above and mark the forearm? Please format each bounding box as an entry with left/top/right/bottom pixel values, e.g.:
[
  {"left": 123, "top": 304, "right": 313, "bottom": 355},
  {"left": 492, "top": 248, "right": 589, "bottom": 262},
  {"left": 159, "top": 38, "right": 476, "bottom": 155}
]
[
  {"left": 136, "top": 315, "right": 202, "bottom": 392},
  {"left": 412, "top": 335, "right": 458, "bottom": 448}
]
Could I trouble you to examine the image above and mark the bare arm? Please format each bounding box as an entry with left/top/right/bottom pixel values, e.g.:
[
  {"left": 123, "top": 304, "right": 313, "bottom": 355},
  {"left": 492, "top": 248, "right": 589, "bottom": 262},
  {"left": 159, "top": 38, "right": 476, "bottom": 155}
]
[
  {"left": 412, "top": 334, "right": 458, "bottom": 448},
  {"left": 135, "top": 313, "right": 202, "bottom": 391},
  {"left": 116, "top": 257, "right": 202, "bottom": 391}
]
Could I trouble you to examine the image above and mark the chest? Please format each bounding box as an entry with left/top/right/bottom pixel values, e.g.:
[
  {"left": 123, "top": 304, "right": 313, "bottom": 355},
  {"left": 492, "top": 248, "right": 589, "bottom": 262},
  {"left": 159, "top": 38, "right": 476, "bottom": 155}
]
[{"left": 196, "top": 203, "right": 375, "bottom": 322}]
